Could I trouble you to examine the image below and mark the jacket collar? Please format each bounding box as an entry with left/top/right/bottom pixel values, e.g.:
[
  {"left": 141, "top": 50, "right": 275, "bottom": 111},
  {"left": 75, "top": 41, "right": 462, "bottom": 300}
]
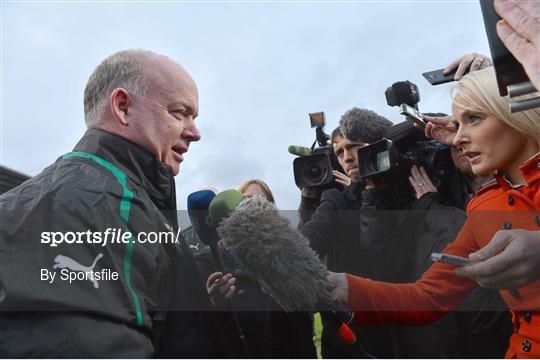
[
  {"left": 72, "top": 128, "right": 176, "bottom": 210},
  {"left": 520, "top": 152, "right": 540, "bottom": 185},
  {"left": 495, "top": 152, "right": 540, "bottom": 190}
]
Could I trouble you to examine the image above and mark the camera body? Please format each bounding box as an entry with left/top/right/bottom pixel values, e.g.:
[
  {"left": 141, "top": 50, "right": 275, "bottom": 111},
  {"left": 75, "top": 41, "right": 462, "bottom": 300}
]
[
  {"left": 293, "top": 146, "right": 339, "bottom": 188},
  {"left": 358, "top": 81, "right": 454, "bottom": 191},
  {"left": 293, "top": 112, "right": 343, "bottom": 188},
  {"left": 385, "top": 80, "right": 420, "bottom": 107}
]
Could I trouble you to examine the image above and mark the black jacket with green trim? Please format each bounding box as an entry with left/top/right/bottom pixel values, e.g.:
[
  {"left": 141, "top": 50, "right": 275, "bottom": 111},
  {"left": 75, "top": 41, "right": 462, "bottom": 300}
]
[{"left": 0, "top": 128, "right": 220, "bottom": 357}]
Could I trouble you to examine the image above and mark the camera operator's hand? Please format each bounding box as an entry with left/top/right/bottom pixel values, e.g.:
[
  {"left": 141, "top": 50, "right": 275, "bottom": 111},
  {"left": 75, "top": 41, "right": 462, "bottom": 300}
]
[
  {"left": 421, "top": 115, "right": 456, "bottom": 146},
  {"left": 494, "top": 0, "right": 540, "bottom": 91},
  {"left": 301, "top": 187, "right": 318, "bottom": 199},
  {"left": 444, "top": 53, "right": 493, "bottom": 80},
  {"left": 456, "top": 230, "right": 540, "bottom": 289},
  {"left": 327, "top": 271, "right": 348, "bottom": 306},
  {"left": 206, "top": 272, "right": 236, "bottom": 309},
  {"left": 332, "top": 170, "right": 352, "bottom": 189},
  {"left": 408, "top": 165, "right": 437, "bottom": 199},
  {"left": 364, "top": 179, "right": 387, "bottom": 189}
]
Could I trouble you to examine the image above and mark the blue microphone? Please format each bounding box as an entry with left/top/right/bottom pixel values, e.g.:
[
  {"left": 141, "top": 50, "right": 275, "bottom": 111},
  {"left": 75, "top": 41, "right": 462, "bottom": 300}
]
[
  {"left": 187, "top": 189, "right": 219, "bottom": 246},
  {"left": 187, "top": 189, "right": 224, "bottom": 271}
]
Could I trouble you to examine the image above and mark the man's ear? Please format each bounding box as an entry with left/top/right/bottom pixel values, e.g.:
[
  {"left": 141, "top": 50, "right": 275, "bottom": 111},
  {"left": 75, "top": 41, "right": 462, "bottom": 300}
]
[{"left": 109, "top": 88, "right": 131, "bottom": 126}]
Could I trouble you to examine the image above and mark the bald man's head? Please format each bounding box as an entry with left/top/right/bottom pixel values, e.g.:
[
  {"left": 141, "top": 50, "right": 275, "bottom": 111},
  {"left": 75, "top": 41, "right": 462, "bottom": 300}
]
[
  {"left": 84, "top": 49, "right": 154, "bottom": 126},
  {"left": 83, "top": 49, "right": 201, "bottom": 175}
]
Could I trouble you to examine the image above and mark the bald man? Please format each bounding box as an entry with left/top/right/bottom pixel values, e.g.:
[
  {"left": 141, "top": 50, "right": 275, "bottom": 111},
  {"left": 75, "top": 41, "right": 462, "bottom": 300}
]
[{"left": 0, "top": 50, "right": 221, "bottom": 357}]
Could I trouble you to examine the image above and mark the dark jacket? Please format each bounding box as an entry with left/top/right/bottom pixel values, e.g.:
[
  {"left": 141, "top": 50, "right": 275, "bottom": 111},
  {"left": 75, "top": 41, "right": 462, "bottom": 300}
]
[
  {"left": 299, "top": 183, "right": 511, "bottom": 358},
  {"left": 395, "top": 192, "right": 512, "bottom": 358},
  {"left": 195, "top": 245, "right": 317, "bottom": 359},
  {"left": 0, "top": 129, "right": 221, "bottom": 358},
  {"left": 300, "top": 183, "right": 413, "bottom": 358}
]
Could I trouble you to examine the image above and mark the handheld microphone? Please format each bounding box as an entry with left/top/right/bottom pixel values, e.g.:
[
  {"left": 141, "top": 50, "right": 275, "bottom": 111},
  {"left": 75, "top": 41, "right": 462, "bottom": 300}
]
[
  {"left": 187, "top": 189, "right": 219, "bottom": 246},
  {"left": 209, "top": 189, "right": 245, "bottom": 225},
  {"left": 187, "top": 189, "right": 224, "bottom": 271},
  {"left": 211, "top": 193, "right": 356, "bottom": 344},
  {"left": 187, "top": 189, "right": 252, "bottom": 358},
  {"left": 288, "top": 145, "right": 312, "bottom": 157}
]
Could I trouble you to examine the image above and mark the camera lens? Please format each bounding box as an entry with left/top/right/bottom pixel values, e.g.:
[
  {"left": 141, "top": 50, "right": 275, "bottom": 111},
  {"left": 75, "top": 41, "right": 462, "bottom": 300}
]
[
  {"left": 376, "top": 151, "right": 391, "bottom": 172},
  {"left": 303, "top": 161, "right": 327, "bottom": 185},
  {"left": 293, "top": 151, "right": 333, "bottom": 188}
]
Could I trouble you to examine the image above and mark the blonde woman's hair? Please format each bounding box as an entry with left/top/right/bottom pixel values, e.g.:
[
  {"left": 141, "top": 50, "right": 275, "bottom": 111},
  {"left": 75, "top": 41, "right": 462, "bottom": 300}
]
[
  {"left": 238, "top": 179, "right": 275, "bottom": 204},
  {"left": 452, "top": 66, "right": 540, "bottom": 144}
]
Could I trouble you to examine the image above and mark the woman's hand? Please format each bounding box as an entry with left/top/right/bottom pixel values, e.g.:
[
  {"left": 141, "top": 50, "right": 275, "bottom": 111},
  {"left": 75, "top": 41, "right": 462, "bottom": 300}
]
[
  {"left": 443, "top": 52, "right": 493, "bottom": 80},
  {"left": 421, "top": 115, "right": 457, "bottom": 146},
  {"left": 494, "top": 0, "right": 540, "bottom": 91},
  {"left": 456, "top": 230, "right": 540, "bottom": 289},
  {"left": 408, "top": 165, "right": 438, "bottom": 199},
  {"left": 327, "top": 271, "right": 348, "bottom": 306}
]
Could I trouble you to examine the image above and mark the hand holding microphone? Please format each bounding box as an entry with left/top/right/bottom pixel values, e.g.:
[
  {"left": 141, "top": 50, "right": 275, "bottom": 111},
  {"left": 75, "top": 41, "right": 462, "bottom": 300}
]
[
  {"left": 327, "top": 271, "right": 349, "bottom": 306},
  {"left": 187, "top": 189, "right": 252, "bottom": 357},
  {"left": 206, "top": 272, "right": 236, "bottom": 309}
]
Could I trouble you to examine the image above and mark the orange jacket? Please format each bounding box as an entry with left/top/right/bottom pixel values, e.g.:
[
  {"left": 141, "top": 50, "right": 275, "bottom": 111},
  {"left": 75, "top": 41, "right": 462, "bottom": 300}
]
[{"left": 346, "top": 153, "right": 540, "bottom": 358}]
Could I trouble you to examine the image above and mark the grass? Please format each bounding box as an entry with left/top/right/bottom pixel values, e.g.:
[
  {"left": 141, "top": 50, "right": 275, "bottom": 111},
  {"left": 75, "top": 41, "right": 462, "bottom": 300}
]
[{"left": 314, "top": 312, "right": 322, "bottom": 359}]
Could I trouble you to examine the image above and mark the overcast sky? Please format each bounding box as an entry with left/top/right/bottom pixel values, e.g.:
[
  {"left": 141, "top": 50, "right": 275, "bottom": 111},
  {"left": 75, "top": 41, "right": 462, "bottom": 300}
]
[{"left": 1, "top": 0, "right": 492, "bottom": 210}]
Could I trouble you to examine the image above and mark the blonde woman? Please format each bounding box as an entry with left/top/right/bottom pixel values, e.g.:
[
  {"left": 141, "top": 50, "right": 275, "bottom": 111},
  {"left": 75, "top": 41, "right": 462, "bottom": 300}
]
[
  {"left": 329, "top": 67, "right": 540, "bottom": 358},
  {"left": 238, "top": 179, "right": 275, "bottom": 204}
]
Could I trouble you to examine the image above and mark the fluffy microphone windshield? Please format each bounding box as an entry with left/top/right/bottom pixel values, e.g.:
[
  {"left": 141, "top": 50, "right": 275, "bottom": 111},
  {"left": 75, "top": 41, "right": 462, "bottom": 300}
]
[
  {"left": 218, "top": 196, "right": 334, "bottom": 312},
  {"left": 339, "top": 107, "right": 393, "bottom": 144}
]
